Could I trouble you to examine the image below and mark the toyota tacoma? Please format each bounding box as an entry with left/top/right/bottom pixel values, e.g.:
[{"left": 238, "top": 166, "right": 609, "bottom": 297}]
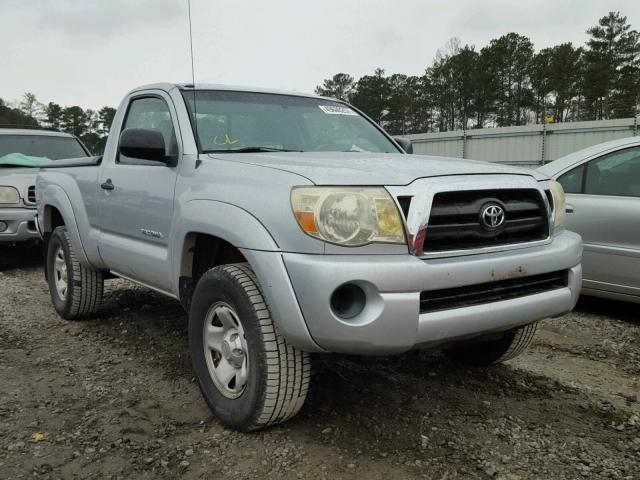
[{"left": 36, "top": 83, "right": 582, "bottom": 431}]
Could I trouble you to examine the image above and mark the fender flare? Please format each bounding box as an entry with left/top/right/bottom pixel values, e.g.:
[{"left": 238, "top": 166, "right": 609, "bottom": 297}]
[
  {"left": 172, "top": 199, "right": 321, "bottom": 352},
  {"left": 174, "top": 198, "right": 279, "bottom": 250},
  {"left": 39, "top": 183, "right": 91, "bottom": 267},
  {"left": 172, "top": 199, "right": 280, "bottom": 294}
]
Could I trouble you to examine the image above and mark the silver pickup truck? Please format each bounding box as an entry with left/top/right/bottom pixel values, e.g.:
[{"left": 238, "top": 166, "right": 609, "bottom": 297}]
[
  {"left": 36, "top": 83, "right": 582, "bottom": 431},
  {"left": 0, "top": 128, "right": 89, "bottom": 244}
]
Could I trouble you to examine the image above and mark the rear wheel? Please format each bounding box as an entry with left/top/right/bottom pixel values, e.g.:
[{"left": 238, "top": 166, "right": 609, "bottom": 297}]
[
  {"left": 444, "top": 323, "right": 538, "bottom": 366},
  {"left": 46, "top": 226, "right": 103, "bottom": 320},
  {"left": 189, "top": 263, "right": 310, "bottom": 431}
]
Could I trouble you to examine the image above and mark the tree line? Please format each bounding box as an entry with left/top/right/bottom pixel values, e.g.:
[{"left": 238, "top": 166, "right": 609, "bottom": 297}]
[
  {"left": 0, "top": 94, "right": 116, "bottom": 154},
  {"left": 315, "top": 11, "right": 640, "bottom": 135},
  {"left": 2, "top": 11, "right": 638, "bottom": 149}
]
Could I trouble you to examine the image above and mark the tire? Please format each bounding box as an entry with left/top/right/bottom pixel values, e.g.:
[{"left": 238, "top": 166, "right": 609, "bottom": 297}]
[
  {"left": 46, "top": 226, "right": 103, "bottom": 320},
  {"left": 444, "top": 322, "right": 538, "bottom": 366},
  {"left": 189, "top": 263, "right": 310, "bottom": 432}
]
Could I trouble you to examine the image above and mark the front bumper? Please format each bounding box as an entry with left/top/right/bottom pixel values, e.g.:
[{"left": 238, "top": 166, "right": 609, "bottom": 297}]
[
  {"left": 0, "top": 208, "right": 39, "bottom": 243},
  {"left": 282, "top": 230, "right": 582, "bottom": 355}
]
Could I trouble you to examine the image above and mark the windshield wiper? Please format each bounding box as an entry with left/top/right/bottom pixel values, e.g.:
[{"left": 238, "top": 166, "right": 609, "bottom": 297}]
[{"left": 204, "top": 146, "right": 302, "bottom": 153}]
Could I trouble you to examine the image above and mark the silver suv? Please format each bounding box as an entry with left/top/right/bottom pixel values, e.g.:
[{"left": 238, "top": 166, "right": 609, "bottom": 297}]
[{"left": 0, "top": 127, "right": 89, "bottom": 244}]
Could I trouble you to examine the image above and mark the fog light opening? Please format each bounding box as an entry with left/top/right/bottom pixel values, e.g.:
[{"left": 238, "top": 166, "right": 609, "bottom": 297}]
[
  {"left": 330, "top": 284, "right": 366, "bottom": 320},
  {"left": 0, "top": 221, "right": 7, "bottom": 233}
]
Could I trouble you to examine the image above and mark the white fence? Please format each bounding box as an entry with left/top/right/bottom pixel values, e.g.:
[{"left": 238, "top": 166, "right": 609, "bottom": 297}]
[{"left": 406, "top": 117, "right": 639, "bottom": 168}]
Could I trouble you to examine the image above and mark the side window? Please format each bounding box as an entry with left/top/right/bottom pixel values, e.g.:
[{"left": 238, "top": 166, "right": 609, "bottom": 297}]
[
  {"left": 584, "top": 147, "right": 640, "bottom": 197},
  {"left": 558, "top": 165, "right": 584, "bottom": 194},
  {"left": 119, "top": 96, "right": 178, "bottom": 166}
]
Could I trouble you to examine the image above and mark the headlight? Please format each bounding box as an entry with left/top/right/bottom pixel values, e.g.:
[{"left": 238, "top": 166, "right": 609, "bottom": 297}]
[
  {"left": 0, "top": 186, "right": 20, "bottom": 205},
  {"left": 548, "top": 180, "right": 566, "bottom": 229},
  {"left": 291, "top": 187, "right": 405, "bottom": 246}
]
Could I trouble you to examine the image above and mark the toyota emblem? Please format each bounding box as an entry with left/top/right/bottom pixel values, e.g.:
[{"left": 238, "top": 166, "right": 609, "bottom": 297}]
[{"left": 480, "top": 203, "right": 505, "bottom": 229}]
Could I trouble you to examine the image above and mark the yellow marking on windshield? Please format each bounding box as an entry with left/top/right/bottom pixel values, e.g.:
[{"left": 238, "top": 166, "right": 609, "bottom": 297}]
[{"left": 213, "top": 133, "right": 239, "bottom": 146}]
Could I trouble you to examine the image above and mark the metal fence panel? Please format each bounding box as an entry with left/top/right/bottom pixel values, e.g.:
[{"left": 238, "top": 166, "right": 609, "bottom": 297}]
[{"left": 406, "top": 117, "right": 638, "bottom": 167}]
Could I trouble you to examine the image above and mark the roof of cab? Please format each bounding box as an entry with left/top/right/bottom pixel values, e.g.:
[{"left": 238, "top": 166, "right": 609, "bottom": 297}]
[{"left": 128, "top": 82, "right": 336, "bottom": 101}]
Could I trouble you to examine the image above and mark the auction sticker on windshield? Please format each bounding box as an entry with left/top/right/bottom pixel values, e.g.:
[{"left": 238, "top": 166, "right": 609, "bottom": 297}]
[{"left": 318, "top": 105, "right": 358, "bottom": 115}]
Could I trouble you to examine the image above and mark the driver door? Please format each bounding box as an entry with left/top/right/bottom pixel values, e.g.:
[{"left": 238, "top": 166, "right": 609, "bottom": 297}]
[{"left": 98, "top": 92, "right": 180, "bottom": 293}]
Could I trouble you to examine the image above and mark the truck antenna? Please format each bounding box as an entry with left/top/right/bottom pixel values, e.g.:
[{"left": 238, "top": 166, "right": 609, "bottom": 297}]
[{"left": 187, "top": 0, "right": 198, "bottom": 133}]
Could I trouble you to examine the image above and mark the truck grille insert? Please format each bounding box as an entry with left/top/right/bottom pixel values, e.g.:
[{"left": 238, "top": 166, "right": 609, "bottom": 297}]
[
  {"left": 26, "top": 185, "right": 36, "bottom": 205},
  {"left": 424, "top": 189, "right": 548, "bottom": 252},
  {"left": 420, "top": 270, "right": 568, "bottom": 313}
]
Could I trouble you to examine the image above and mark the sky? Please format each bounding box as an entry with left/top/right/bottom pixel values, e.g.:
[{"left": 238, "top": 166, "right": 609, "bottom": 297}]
[{"left": 1, "top": 0, "right": 639, "bottom": 110}]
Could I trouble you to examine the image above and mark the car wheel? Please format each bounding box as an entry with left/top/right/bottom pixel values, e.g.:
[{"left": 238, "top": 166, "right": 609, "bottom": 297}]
[
  {"left": 189, "top": 263, "right": 310, "bottom": 432},
  {"left": 444, "top": 322, "right": 538, "bottom": 366},
  {"left": 46, "top": 226, "right": 103, "bottom": 320}
]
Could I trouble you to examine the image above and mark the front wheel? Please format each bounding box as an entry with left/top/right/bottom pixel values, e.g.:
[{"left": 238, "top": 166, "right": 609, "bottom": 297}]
[
  {"left": 46, "top": 226, "right": 103, "bottom": 320},
  {"left": 444, "top": 323, "right": 538, "bottom": 366},
  {"left": 189, "top": 263, "right": 310, "bottom": 431}
]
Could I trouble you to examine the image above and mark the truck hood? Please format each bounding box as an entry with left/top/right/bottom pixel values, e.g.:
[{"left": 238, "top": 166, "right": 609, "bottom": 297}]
[
  {"left": 207, "top": 152, "right": 543, "bottom": 185},
  {"left": 0, "top": 167, "right": 37, "bottom": 198}
]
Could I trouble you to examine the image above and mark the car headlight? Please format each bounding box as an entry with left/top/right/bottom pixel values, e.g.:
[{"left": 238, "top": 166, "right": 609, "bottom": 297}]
[
  {"left": 0, "top": 186, "right": 20, "bottom": 205},
  {"left": 548, "top": 180, "right": 566, "bottom": 229},
  {"left": 291, "top": 186, "right": 406, "bottom": 246}
]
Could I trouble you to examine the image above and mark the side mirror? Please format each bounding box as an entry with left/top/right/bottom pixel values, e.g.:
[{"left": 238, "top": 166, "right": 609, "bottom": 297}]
[
  {"left": 393, "top": 136, "right": 413, "bottom": 154},
  {"left": 119, "top": 128, "right": 173, "bottom": 164}
]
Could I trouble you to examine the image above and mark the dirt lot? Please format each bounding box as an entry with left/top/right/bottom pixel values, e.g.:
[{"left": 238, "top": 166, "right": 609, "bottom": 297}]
[{"left": 0, "top": 246, "right": 639, "bottom": 480}]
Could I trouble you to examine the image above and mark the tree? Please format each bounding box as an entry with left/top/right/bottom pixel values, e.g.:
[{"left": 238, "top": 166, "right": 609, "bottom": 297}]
[
  {"left": 449, "top": 46, "right": 481, "bottom": 129},
  {"left": 97, "top": 106, "right": 117, "bottom": 136},
  {"left": 532, "top": 44, "right": 583, "bottom": 123},
  {"left": 350, "top": 68, "right": 390, "bottom": 124},
  {"left": 472, "top": 50, "right": 495, "bottom": 128},
  {"left": 315, "top": 73, "right": 356, "bottom": 101},
  {"left": 583, "top": 11, "right": 640, "bottom": 119},
  {"left": 385, "top": 74, "right": 410, "bottom": 134},
  {"left": 481, "top": 33, "right": 534, "bottom": 126},
  {"left": 19, "top": 92, "right": 44, "bottom": 123},
  {"left": 61, "top": 106, "right": 88, "bottom": 137},
  {"left": 0, "top": 98, "right": 39, "bottom": 127},
  {"left": 44, "top": 102, "right": 64, "bottom": 130},
  {"left": 428, "top": 55, "right": 457, "bottom": 131}
]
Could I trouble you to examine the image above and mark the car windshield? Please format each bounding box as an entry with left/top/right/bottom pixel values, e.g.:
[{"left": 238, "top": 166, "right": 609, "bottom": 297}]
[
  {"left": 181, "top": 90, "right": 399, "bottom": 154},
  {"left": 0, "top": 134, "right": 88, "bottom": 167}
]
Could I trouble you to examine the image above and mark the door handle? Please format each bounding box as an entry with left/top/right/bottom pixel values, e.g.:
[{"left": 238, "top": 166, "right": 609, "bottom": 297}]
[
  {"left": 566, "top": 204, "right": 574, "bottom": 214},
  {"left": 100, "top": 179, "right": 114, "bottom": 191}
]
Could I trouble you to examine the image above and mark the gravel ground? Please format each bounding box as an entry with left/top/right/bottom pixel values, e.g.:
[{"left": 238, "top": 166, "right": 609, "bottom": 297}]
[{"left": 0, "top": 245, "right": 639, "bottom": 480}]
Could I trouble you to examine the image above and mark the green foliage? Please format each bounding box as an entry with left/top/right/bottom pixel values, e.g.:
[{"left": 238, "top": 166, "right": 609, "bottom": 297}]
[
  {"left": 314, "top": 73, "right": 356, "bottom": 101},
  {"left": 0, "top": 98, "right": 39, "bottom": 127},
  {"left": 316, "top": 10, "right": 640, "bottom": 134},
  {"left": 583, "top": 11, "right": 640, "bottom": 119},
  {"left": 0, "top": 94, "right": 116, "bottom": 154},
  {"left": 350, "top": 68, "right": 390, "bottom": 124}
]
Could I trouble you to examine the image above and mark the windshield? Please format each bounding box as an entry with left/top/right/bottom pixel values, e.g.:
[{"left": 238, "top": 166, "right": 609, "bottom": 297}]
[
  {"left": 181, "top": 90, "right": 399, "bottom": 154},
  {"left": 0, "top": 134, "right": 88, "bottom": 166}
]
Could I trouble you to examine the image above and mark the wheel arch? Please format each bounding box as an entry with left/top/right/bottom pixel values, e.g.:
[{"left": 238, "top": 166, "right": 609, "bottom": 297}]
[
  {"left": 178, "top": 231, "right": 249, "bottom": 309},
  {"left": 173, "top": 199, "right": 281, "bottom": 309},
  {"left": 38, "top": 183, "right": 92, "bottom": 268}
]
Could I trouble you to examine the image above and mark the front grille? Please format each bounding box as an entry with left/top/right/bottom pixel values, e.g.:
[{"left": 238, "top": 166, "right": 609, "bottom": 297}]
[
  {"left": 423, "top": 189, "right": 548, "bottom": 252},
  {"left": 420, "top": 270, "right": 568, "bottom": 313},
  {"left": 26, "top": 185, "right": 36, "bottom": 204}
]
